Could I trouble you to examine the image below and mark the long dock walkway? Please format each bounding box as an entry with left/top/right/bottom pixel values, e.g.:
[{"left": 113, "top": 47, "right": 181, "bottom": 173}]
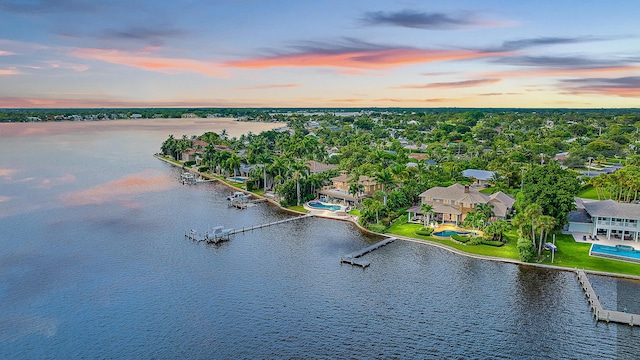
[
  {"left": 577, "top": 270, "right": 639, "bottom": 326},
  {"left": 341, "top": 237, "right": 396, "bottom": 268},
  {"left": 227, "top": 214, "right": 314, "bottom": 235}
]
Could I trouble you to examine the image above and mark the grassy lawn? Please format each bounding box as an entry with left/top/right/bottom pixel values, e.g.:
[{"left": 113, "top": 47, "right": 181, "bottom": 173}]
[
  {"left": 349, "top": 209, "right": 361, "bottom": 216},
  {"left": 286, "top": 205, "right": 308, "bottom": 213},
  {"left": 537, "top": 234, "right": 640, "bottom": 276},
  {"left": 385, "top": 223, "right": 640, "bottom": 276},
  {"left": 577, "top": 185, "right": 610, "bottom": 200},
  {"left": 385, "top": 222, "right": 519, "bottom": 260},
  {"left": 253, "top": 189, "right": 265, "bottom": 196}
]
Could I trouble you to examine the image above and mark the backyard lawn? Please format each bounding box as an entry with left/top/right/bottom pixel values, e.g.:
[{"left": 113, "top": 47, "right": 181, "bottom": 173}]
[
  {"left": 537, "top": 234, "right": 640, "bottom": 276},
  {"left": 385, "top": 222, "right": 519, "bottom": 260},
  {"left": 577, "top": 185, "right": 611, "bottom": 200},
  {"left": 386, "top": 223, "right": 640, "bottom": 276}
]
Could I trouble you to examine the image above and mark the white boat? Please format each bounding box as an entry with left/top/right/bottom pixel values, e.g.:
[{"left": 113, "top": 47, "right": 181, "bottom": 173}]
[{"left": 226, "top": 191, "right": 250, "bottom": 201}]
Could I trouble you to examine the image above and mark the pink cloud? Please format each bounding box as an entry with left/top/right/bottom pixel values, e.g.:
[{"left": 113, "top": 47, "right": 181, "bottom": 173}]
[
  {"left": 38, "top": 174, "right": 77, "bottom": 189},
  {"left": 72, "top": 48, "right": 224, "bottom": 76},
  {"left": 0, "top": 196, "right": 10, "bottom": 203},
  {"left": 0, "top": 168, "right": 18, "bottom": 180},
  {"left": 0, "top": 68, "right": 22, "bottom": 76},
  {"left": 226, "top": 49, "right": 512, "bottom": 70},
  {"left": 233, "top": 84, "right": 300, "bottom": 90},
  {"left": 59, "top": 170, "right": 175, "bottom": 206},
  {"left": 393, "top": 78, "right": 501, "bottom": 89}
]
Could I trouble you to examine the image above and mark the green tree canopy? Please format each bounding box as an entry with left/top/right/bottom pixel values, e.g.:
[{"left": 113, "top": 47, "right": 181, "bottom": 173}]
[{"left": 521, "top": 162, "right": 580, "bottom": 225}]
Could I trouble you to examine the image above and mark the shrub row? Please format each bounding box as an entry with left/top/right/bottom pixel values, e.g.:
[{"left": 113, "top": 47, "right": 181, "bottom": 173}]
[
  {"left": 481, "top": 240, "right": 504, "bottom": 247},
  {"left": 452, "top": 234, "right": 470, "bottom": 243},
  {"left": 415, "top": 227, "right": 434, "bottom": 236}
]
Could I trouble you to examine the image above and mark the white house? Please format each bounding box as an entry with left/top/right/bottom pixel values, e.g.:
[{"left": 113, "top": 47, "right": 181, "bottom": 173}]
[{"left": 567, "top": 198, "right": 640, "bottom": 242}]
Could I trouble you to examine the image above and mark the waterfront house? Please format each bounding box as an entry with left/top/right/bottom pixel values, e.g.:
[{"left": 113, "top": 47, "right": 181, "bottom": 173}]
[
  {"left": 567, "top": 198, "right": 640, "bottom": 242},
  {"left": 407, "top": 184, "right": 514, "bottom": 225},
  {"left": 317, "top": 170, "right": 382, "bottom": 204}
]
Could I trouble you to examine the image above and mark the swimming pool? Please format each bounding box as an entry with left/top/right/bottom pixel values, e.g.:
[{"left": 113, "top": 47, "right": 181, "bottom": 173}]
[
  {"left": 590, "top": 243, "right": 640, "bottom": 263},
  {"left": 227, "top": 177, "right": 246, "bottom": 183},
  {"left": 307, "top": 201, "right": 341, "bottom": 211},
  {"left": 433, "top": 230, "right": 471, "bottom": 237}
]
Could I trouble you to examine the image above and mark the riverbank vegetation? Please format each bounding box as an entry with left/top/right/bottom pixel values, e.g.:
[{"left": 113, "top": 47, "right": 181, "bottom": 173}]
[{"left": 155, "top": 108, "right": 640, "bottom": 276}]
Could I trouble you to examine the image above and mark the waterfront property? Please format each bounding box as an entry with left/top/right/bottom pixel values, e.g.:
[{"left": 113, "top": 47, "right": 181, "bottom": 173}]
[
  {"left": 317, "top": 170, "right": 382, "bottom": 205},
  {"left": 406, "top": 184, "right": 514, "bottom": 225},
  {"left": 590, "top": 243, "right": 640, "bottom": 263},
  {"left": 567, "top": 198, "right": 640, "bottom": 242},
  {"left": 305, "top": 200, "right": 343, "bottom": 212}
]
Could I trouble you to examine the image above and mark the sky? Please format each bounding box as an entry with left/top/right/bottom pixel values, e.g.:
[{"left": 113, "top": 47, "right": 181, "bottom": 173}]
[{"left": 0, "top": 0, "right": 639, "bottom": 108}]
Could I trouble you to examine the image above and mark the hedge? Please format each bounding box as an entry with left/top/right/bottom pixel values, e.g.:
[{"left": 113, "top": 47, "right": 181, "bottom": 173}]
[
  {"left": 452, "top": 234, "right": 470, "bottom": 243},
  {"left": 481, "top": 240, "right": 504, "bottom": 247},
  {"left": 415, "top": 227, "right": 434, "bottom": 236}
]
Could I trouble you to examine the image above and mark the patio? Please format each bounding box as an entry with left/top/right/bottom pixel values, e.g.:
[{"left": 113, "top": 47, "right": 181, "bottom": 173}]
[{"left": 569, "top": 232, "right": 640, "bottom": 250}]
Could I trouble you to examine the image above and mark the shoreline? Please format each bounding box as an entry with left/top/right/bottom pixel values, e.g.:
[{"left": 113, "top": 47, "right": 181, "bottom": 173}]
[{"left": 155, "top": 154, "right": 640, "bottom": 281}]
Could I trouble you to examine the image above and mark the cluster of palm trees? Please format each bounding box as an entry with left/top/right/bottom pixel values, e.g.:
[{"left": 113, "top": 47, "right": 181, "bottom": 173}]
[
  {"left": 588, "top": 165, "right": 640, "bottom": 203},
  {"left": 513, "top": 203, "right": 557, "bottom": 260},
  {"left": 160, "top": 135, "right": 194, "bottom": 161}
]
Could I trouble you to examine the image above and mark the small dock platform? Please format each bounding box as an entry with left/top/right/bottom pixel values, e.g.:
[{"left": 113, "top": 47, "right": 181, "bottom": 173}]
[
  {"left": 185, "top": 227, "right": 233, "bottom": 244},
  {"left": 340, "top": 237, "right": 396, "bottom": 268},
  {"left": 340, "top": 255, "right": 370, "bottom": 268},
  {"left": 577, "top": 270, "right": 639, "bottom": 326},
  {"left": 227, "top": 214, "right": 314, "bottom": 235}
]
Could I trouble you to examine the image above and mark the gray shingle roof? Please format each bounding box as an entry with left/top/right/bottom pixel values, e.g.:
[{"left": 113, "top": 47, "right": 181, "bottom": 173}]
[
  {"left": 580, "top": 198, "right": 640, "bottom": 220},
  {"left": 462, "top": 169, "right": 496, "bottom": 181}
]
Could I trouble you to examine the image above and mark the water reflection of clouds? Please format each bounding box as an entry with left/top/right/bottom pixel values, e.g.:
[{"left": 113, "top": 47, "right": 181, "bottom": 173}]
[
  {"left": 60, "top": 169, "right": 175, "bottom": 207},
  {"left": 0, "top": 168, "right": 18, "bottom": 180},
  {"left": 37, "top": 174, "right": 77, "bottom": 189}
]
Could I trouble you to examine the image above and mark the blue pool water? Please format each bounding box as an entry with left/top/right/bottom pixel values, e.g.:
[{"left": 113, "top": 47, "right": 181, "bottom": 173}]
[
  {"left": 591, "top": 244, "right": 640, "bottom": 262},
  {"left": 228, "top": 176, "right": 246, "bottom": 183},
  {"left": 308, "top": 201, "right": 341, "bottom": 211},
  {"left": 433, "top": 230, "right": 470, "bottom": 237}
]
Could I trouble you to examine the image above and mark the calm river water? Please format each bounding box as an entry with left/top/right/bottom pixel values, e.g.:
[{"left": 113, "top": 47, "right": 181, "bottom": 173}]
[{"left": 0, "top": 119, "right": 639, "bottom": 359}]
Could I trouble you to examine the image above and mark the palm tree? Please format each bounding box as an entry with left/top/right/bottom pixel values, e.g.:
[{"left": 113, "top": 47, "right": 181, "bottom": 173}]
[
  {"left": 256, "top": 153, "right": 272, "bottom": 192},
  {"left": 363, "top": 198, "right": 385, "bottom": 223},
  {"left": 225, "top": 153, "right": 241, "bottom": 177},
  {"left": 476, "top": 203, "right": 494, "bottom": 222},
  {"left": 375, "top": 168, "right": 395, "bottom": 206},
  {"left": 290, "top": 161, "right": 309, "bottom": 206},
  {"left": 536, "top": 215, "right": 556, "bottom": 257},
  {"left": 203, "top": 143, "right": 216, "bottom": 172},
  {"left": 420, "top": 203, "right": 434, "bottom": 228},
  {"left": 463, "top": 211, "right": 482, "bottom": 230},
  {"left": 349, "top": 182, "right": 364, "bottom": 205},
  {"left": 524, "top": 203, "right": 543, "bottom": 249}
]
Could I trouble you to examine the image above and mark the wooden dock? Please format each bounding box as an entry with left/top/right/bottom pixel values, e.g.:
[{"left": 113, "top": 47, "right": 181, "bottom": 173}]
[
  {"left": 340, "top": 237, "right": 396, "bottom": 268},
  {"left": 340, "top": 255, "right": 370, "bottom": 268},
  {"left": 227, "top": 214, "right": 314, "bottom": 235},
  {"left": 577, "top": 270, "right": 639, "bottom": 326},
  {"left": 185, "top": 227, "right": 232, "bottom": 244}
]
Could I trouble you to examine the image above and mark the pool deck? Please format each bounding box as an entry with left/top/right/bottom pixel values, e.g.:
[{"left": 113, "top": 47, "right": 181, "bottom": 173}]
[
  {"left": 570, "top": 232, "right": 640, "bottom": 250},
  {"left": 429, "top": 223, "right": 483, "bottom": 238}
]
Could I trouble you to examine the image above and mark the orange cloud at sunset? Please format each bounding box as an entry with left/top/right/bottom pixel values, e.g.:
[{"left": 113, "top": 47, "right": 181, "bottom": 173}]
[
  {"left": 72, "top": 48, "right": 224, "bottom": 76},
  {"left": 393, "top": 78, "right": 501, "bottom": 89},
  {"left": 226, "top": 49, "right": 511, "bottom": 70},
  {"left": 234, "top": 84, "right": 300, "bottom": 90},
  {"left": 59, "top": 170, "right": 175, "bottom": 207}
]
